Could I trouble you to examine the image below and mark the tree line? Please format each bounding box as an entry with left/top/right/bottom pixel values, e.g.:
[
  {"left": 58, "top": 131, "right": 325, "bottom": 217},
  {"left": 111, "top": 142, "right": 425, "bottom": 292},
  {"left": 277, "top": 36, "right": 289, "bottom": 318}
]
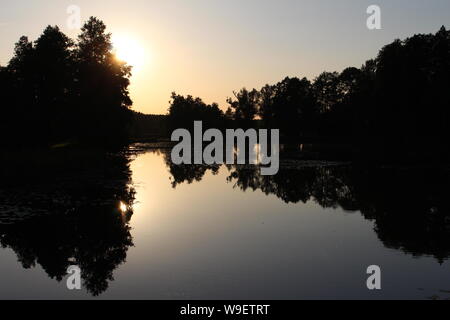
[
  {"left": 0, "top": 17, "right": 133, "bottom": 146},
  {"left": 168, "top": 26, "right": 450, "bottom": 162},
  {"left": 1, "top": 20, "right": 449, "bottom": 161}
]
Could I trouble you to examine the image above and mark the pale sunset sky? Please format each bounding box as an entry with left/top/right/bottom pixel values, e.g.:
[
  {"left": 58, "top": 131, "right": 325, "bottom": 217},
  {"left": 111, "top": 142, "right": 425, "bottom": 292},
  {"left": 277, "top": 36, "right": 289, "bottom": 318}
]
[{"left": 1, "top": 0, "right": 450, "bottom": 114}]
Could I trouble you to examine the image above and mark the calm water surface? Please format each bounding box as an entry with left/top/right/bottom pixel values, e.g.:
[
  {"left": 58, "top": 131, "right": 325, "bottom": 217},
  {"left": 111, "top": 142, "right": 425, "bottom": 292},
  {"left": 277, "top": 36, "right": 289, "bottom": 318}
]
[{"left": 1, "top": 145, "right": 450, "bottom": 299}]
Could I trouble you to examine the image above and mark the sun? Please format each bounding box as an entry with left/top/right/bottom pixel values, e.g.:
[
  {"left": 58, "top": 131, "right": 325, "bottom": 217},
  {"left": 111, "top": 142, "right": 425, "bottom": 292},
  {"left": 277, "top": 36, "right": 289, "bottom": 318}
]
[{"left": 112, "top": 35, "right": 146, "bottom": 69}]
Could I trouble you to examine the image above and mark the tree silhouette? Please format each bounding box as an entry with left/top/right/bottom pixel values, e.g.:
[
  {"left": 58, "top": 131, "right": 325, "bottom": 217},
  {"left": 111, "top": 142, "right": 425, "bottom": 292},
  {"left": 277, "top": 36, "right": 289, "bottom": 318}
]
[
  {"left": 167, "top": 92, "right": 224, "bottom": 131},
  {"left": 75, "top": 17, "right": 133, "bottom": 144},
  {"left": 271, "top": 77, "right": 316, "bottom": 140},
  {"left": 1, "top": 22, "right": 450, "bottom": 160},
  {"left": 313, "top": 71, "right": 340, "bottom": 114},
  {"left": 226, "top": 88, "right": 259, "bottom": 122},
  {"left": 2, "top": 36, "right": 36, "bottom": 144},
  {"left": 367, "top": 26, "right": 450, "bottom": 161},
  {"left": 257, "top": 84, "right": 276, "bottom": 123},
  {"left": 33, "top": 26, "right": 75, "bottom": 142},
  {"left": 220, "top": 26, "right": 450, "bottom": 161},
  {"left": 0, "top": 17, "right": 133, "bottom": 147}
]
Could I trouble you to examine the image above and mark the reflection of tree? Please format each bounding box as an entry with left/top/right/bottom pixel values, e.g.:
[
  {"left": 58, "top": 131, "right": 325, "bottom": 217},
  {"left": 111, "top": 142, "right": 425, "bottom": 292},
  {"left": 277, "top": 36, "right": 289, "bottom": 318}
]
[
  {"left": 167, "top": 159, "right": 450, "bottom": 263},
  {"left": 160, "top": 150, "right": 220, "bottom": 188},
  {"left": 227, "top": 165, "right": 314, "bottom": 203},
  {"left": 352, "top": 169, "right": 450, "bottom": 264},
  {"left": 226, "top": 164, "right": 356, "bottom": 207},
  {"left": 0, "top": 150, "right": 135, "bottom": 296},
  {"left": 226, "top": 164, "right": 450, "bottom": 262},
  {"left": 168, "top": 164, "right": 220, "bottom": 188}
]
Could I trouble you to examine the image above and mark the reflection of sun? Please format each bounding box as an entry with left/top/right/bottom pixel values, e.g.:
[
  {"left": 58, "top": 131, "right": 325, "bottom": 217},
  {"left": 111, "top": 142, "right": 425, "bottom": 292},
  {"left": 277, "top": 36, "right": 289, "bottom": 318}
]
[{"left": 112, "top": 35, "right": 145, "bottom": 69}]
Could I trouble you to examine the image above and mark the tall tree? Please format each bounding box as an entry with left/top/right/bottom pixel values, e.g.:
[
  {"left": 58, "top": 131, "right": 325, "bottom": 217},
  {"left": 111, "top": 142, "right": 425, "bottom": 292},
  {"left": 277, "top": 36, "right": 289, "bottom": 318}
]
[
  {"left": 168, "top": 92, "right": 224, "bottom": 130},
  {"left": 226, "top": 88, "right": 259, "bottom": 121},
  {"left": 33, "top": 26, "right": 75, "bottom": 141},
  {"left": 313, "top": 72, "right": 340, "bottom": 114},
  {"left": 75, "top": 17, "right": 133, "bottom": 144},
  {"left": 258, "top": 84, "right": 276, "bottom": 123},
  {"left": 271, "top": 77, "right": 316, "bottom": 139},
  {"left": 5, "top": 36, "right": 37, "bottom": 143}
]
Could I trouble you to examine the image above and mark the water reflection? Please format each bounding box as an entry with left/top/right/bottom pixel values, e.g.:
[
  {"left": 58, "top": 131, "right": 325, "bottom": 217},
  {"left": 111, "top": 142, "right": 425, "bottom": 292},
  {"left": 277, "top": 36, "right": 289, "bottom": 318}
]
[
  {"left": 0, "top": 149, "right": 135, "bottom": 296},
  {"left": 161, "top": 150, "right": 450, "bottom": 263},
  {"left": 1, "top": 145, "right": 450, "bottom": 298}
]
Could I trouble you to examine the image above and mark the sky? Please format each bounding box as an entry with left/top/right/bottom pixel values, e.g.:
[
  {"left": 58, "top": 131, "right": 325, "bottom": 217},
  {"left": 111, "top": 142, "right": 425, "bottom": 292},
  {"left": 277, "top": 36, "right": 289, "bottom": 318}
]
[{"left": 1, "top": 0, "right": 450, "bottom": 114}]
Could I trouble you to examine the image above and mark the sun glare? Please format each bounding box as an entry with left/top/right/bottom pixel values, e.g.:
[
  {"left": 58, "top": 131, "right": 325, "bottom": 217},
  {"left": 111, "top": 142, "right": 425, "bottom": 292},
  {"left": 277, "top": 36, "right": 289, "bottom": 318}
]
[
  {"left": 112, "top": 35, "right": 146, "bottom": 69},
  {"left": 119, "top": 201, "right": 128, "bottom": 213}
]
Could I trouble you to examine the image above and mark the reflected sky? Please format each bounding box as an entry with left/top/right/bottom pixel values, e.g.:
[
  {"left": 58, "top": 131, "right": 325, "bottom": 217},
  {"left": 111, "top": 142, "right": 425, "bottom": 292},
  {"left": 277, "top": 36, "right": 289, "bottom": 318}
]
[{"left": 1, "top": 148, "right": 450, "bottom": 299}]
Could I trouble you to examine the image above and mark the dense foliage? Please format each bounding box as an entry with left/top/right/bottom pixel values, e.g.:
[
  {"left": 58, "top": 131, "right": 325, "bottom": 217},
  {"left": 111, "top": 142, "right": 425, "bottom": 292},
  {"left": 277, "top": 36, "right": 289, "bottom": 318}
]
[
  {"left": 220, "top": 26, "right": 450, "bottom": 161},
  {"left": 0, "top": 17, "right": 133, "bottom": 146}
]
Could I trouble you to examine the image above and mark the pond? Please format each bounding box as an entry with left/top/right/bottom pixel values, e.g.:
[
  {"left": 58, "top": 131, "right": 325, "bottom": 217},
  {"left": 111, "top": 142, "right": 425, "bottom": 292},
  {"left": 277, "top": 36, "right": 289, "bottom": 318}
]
[{"left": 0, "top": 144, "right": 449, "bottom": 299}]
